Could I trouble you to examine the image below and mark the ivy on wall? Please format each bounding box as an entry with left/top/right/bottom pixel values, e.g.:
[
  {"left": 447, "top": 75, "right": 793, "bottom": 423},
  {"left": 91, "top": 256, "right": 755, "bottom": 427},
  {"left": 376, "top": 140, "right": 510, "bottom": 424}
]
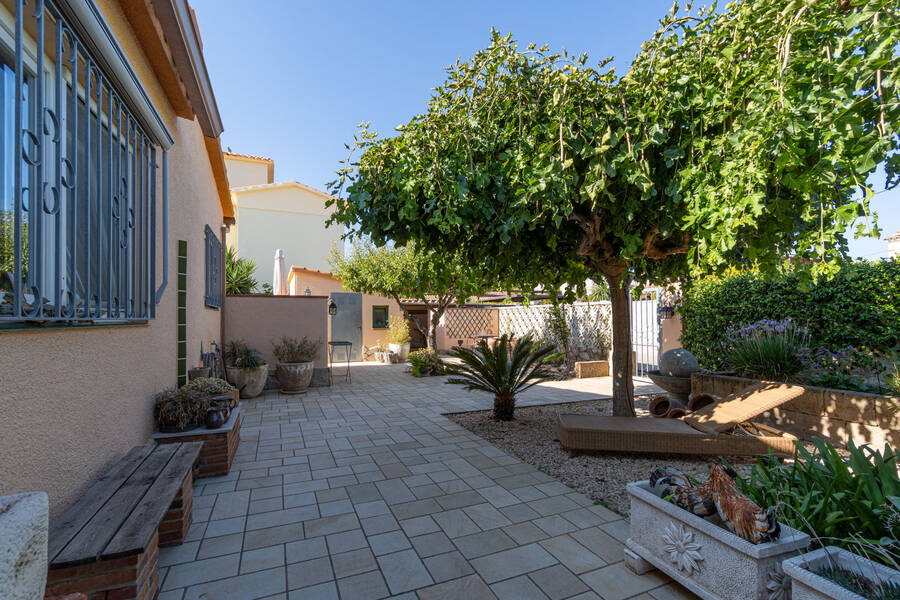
[{"left": 679, "top": 261, "right": 900, "bottom": 370}]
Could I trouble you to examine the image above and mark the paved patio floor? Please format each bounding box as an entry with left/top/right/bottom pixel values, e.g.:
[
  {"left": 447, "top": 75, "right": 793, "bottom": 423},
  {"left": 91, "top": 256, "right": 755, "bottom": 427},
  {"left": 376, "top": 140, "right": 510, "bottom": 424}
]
[{"left": 157, "top": 363, "right": 693, "bottom": 600}]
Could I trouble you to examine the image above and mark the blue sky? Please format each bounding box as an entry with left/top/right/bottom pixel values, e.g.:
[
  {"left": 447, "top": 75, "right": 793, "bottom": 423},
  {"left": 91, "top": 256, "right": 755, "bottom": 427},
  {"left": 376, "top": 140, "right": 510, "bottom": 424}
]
[{"left": 191, "top": 0, "right": 898, "bottom": 260}]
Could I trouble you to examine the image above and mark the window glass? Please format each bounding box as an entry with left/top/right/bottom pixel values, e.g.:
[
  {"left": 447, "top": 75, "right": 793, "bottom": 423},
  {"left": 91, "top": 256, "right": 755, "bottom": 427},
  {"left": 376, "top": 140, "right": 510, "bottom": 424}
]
[{"left": 372, "top": 305, "right": 388, "bottom": 329}]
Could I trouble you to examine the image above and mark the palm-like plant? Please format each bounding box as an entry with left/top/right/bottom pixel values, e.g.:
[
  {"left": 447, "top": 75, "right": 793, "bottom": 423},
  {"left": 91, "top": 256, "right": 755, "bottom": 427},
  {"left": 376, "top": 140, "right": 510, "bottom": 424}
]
[
  {"left": 445, "top": 334, "right": 560, "bottom": 420},
  {"left": 225, "top": 246, "right": 259, "bottom": 294}
]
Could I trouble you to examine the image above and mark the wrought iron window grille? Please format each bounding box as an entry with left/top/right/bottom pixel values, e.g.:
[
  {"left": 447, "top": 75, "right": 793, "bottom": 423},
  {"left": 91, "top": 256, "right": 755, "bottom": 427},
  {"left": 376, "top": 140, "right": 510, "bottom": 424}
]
[{"left": 0, "top": 0, "right": 170, "bottom": 326}]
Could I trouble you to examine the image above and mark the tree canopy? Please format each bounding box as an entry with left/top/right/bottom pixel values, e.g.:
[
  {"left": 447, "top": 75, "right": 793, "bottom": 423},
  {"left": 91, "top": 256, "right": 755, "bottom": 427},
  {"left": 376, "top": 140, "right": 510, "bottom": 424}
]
[
  {"left": 329, "top": 241, "right": 487, "bottom": 349},
  {"left": 328, "top": 0, "right": 899, "bottom": 414}
]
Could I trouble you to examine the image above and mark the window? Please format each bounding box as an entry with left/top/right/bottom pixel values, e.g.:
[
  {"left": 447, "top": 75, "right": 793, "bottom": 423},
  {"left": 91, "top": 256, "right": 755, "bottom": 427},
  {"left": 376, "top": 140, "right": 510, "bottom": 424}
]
[
  {"left": 0, "top": 0, "right": 167, "bottom": 326},
  {"left": 372, "top": 305, "right": 388, "bottom": 329},
  {"left": 204, "top": 226, "right": 221, "bottom": 308}
]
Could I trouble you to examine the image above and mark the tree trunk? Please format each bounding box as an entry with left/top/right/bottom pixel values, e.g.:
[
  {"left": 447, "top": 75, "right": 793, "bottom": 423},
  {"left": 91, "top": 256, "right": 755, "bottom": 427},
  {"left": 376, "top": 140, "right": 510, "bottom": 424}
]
[
  {"left": 605, "top": 272, "right": 636, "bottom": 417},
  {"left": 493, "top": 394, "right": 516, "bottom": 420}
]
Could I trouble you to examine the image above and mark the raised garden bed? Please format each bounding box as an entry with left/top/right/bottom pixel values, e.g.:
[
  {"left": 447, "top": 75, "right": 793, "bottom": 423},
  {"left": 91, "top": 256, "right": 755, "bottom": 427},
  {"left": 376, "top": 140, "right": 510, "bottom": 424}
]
[
  {"left": 153, "top": 407, "right": 241, "bottom": 478},
  {"left": 692, "top": 372, "right": 899, "bottom": 447},
  {"left": 626, "top": 480, "right": 809, "bottom": 600}
]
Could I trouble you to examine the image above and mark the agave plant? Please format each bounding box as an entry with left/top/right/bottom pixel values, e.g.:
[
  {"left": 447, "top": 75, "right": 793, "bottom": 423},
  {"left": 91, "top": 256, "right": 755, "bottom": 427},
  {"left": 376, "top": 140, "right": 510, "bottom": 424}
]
[{"left": 445, "top": 334, "right": 560, "bottom": 420}]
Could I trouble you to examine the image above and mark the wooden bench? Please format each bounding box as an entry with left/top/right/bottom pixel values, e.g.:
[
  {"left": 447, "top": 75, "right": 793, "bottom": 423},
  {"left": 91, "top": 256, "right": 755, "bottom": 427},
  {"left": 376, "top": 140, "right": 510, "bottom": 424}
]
[{"left": 44, "top": 442, "right": 202, "bottom": 600}]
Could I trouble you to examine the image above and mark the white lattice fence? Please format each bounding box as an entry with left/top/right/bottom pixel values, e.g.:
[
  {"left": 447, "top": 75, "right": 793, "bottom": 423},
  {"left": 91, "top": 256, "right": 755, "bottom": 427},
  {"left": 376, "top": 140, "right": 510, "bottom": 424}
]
[
  {"left": 497, "top": 302, "right": 612, "bottom": 350},
  {"left": 445, "top": 308, "right": 496, "bottom": 340}
]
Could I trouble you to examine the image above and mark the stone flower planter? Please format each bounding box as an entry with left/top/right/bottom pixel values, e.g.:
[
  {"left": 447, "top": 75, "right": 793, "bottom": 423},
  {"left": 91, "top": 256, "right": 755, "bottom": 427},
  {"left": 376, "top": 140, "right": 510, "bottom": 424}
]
[
  {"left": 276, "top": 361, "right": 314, "bottom": 394},
  {"left": 388, "top": 342, "right": 410, "bottom": 362},
  {"left": 226, "top": 364, "right": 268, "bottom": 399},
  {"left": 783, "top": 546, "right": 900, "bottom": 600},
  {"left": 625, "top": 481, "right": 809, "bottom": 600}
]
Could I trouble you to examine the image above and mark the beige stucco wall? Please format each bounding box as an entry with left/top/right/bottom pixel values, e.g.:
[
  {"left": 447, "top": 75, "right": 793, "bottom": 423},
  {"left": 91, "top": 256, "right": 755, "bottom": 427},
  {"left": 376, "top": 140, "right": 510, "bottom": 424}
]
[
  {"left": 0, "top": 2, "right": 224, "bottom": 517},
  {"left": 224, "top": 156, "right": 271, "bottom": 188},
  {"left": 230, "top": 185, "right": 343, "bottom": 275},
  {"left": 287, "top": 270, "right": 405, "bottom": 350},
  {"left": 222, "top": 295, "right": 328, "bottom": 368}
]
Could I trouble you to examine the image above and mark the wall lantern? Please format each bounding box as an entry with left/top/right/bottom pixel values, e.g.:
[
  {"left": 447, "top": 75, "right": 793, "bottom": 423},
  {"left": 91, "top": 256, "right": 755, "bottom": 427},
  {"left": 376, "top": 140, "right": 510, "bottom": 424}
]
[
  {"left": 328, "top": 299, "right": 338, "bottom": 315},
  {"left": 658, "top": 305, "right": 675, "bottom": 320},
  {"left": 304, "top": 287, "right": 311, "bottom": 296}
]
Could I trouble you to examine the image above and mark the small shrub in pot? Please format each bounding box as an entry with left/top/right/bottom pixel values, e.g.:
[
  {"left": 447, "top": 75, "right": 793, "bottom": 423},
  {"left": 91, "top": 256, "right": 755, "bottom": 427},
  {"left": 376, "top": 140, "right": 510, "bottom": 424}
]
[
  {"left": 409, "top": 349, "right": 443, "bottom": 376},
  {"left": 386, "top": 315, "right": 412, "bottom": 362},
  {"left": 272, "top": 336, "right": 320, "bottom": 394},
  {"left": 154, "top": 389, "right": 201, "bottom": 433}
]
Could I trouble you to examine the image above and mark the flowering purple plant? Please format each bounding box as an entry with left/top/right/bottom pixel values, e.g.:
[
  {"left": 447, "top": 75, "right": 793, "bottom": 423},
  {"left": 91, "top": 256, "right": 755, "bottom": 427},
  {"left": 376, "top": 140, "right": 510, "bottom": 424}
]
[{"left": 722, "top": 318, "right": 808, "bottom": 380}]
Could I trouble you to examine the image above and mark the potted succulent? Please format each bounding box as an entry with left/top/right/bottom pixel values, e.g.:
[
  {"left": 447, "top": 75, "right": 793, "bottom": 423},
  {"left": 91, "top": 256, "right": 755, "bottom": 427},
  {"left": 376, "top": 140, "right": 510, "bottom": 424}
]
[
  {"left": 154, "top": 389, "right": 202, "bottom": 433},
  {"left": 272, "top": 336, "right": 320, "bottom": 394},
  {"left": 224, "top": 339, "right": 268, "bottom": 399},
  {"left": 386, "top": 315, "right": 412, "bottom": 362},
  {"left": 783, "top": 546, "right": 900, "bottom": 600}
]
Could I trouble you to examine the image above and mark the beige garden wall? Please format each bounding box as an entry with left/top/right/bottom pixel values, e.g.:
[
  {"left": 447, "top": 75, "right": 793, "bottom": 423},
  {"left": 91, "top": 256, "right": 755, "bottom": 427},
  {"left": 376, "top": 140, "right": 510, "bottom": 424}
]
[
  {"left": 0, "top": 2, "right": 225, "bottom": 517},
  {"left": 222, "top": 295, "right": 328, "bottom": 369}
]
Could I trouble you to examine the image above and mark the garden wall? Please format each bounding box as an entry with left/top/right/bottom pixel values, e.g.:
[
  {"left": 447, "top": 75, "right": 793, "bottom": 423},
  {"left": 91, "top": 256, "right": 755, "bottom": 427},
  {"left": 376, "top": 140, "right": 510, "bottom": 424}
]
[
  {"left": 691, "top": 373, "right": 899, "bottom": 447},
  {"left": 223, "top": 295, "right": 329, "bottom": 370}
]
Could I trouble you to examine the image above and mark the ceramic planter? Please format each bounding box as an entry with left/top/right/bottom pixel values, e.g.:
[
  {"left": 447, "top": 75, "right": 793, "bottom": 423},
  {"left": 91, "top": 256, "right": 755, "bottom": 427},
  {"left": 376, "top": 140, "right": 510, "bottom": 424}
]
[
  {"left": 226, "top": 364, "right": 268, "bottom": 399},
  {"left": 388, "top": 342, "right": 410, "bottom": 362},
  {"left": 188, "top": 367, "right": 211, "bottom": 381},
  {"left": 276, "top": 361, "right": 314, "bottom": 394},
  {"left": 625, "top": 481, "right": 809, "bottom": 600},
  {"left": 783, "top": 546, "right": 900, "bottom": 600}
]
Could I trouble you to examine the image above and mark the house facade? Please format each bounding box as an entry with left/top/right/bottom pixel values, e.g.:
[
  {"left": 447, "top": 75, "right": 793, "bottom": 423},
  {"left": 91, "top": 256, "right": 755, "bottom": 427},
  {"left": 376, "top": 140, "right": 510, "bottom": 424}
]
[
  {"left": 224, "top": 152, "right": 342, "bottom": 276},
  {"left": 0, "top": 0, "right": 231, "bottom": 516}
]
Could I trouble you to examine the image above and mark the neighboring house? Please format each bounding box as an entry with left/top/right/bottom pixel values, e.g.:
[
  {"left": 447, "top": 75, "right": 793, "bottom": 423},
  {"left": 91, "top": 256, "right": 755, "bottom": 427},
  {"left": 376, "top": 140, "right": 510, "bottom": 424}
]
[
  {"left": 288, "top": 265, "right": 427, "bottom": 357},
  {"left": 888, "top": 231, "right": 900, "bottom": 259},
  {"left": 224, "top": 152, "right": 343, "bottom": 275},
  {"left": 0, "top": 0, "right": 232, "bottom": 516}
]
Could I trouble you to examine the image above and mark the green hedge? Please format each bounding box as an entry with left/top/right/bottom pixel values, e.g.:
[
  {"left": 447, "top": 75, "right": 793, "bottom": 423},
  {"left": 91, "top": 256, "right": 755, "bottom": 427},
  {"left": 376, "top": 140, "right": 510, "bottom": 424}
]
[{"left": 679, "top": 260, "right": 900, "bottom": 369}]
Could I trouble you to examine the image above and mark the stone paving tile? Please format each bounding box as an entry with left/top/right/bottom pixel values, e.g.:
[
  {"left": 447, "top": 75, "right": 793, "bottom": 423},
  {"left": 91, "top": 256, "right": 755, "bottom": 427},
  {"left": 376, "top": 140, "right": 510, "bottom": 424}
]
[
  {"left": 286, "top": 556, "right": 334, "bottom": 590},
  {"left": 416, "top": 573, "right": 497, "bottom": 600},
  {"left": 469, "top": 543, "right": 558, "bottom": 584},
  {"left": 491, "top": 575, "right": 550, "bottom": 600},
  {"left": 181, "top": 566, "right": 287, "bottom": 599},
  {"left": 529, "top": 564, "right": 591, "bottom": 599},
  {"left": 376, "top": 548, "right": 434, "bottom": 594},
  {"left": 157, "top": 365, "right": 679, "bottom": 600}
]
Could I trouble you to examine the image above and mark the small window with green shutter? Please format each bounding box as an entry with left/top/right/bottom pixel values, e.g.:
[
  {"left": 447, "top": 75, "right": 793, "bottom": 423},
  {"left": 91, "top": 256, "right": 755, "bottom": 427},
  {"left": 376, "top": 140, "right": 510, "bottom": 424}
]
[{"left": 372, "top": 305, "right": 389, "bottom": 329}]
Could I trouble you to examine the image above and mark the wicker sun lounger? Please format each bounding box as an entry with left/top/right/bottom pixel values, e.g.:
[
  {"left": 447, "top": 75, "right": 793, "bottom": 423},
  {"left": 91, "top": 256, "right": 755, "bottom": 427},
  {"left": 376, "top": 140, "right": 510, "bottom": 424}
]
[{"left": 556, "top": 382, "right": 805, "bottom": 457}]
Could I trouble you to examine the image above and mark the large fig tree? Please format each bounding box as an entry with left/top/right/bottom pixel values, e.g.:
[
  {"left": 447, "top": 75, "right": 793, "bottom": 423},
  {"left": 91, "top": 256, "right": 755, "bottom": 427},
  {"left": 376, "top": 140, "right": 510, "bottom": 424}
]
[{"left": 329, "top": 0, "right": 899, "bottom": 416}]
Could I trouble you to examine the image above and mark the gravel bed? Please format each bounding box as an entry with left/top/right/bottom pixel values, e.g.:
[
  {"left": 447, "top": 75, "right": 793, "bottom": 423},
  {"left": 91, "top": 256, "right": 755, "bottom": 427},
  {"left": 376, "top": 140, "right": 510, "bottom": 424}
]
[{"left": 447, "top": 396, "right": 758, "bottom": 516}]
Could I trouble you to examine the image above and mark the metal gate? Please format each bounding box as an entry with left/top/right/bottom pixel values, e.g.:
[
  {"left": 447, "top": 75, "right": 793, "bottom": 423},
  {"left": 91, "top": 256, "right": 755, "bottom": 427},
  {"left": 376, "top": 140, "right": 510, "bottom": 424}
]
[
  {"left": 630, "top": 290, "right": 661, "bottom": 377},
  {"left": 330, "top": 292, "right": 362, "bottom": 361}
]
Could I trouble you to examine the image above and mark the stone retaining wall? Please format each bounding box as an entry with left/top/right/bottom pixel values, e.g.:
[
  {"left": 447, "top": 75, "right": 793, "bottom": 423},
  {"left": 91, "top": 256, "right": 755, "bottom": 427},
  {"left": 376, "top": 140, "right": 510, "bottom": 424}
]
[{"left": 691, "top": 373, "right": 899, "bottom": 447}]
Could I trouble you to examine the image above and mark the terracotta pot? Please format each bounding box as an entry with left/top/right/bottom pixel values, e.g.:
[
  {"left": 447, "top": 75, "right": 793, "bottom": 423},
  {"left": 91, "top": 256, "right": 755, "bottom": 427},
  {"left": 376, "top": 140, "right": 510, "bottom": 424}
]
[
  {"left": 226, "top": 364, "right": 268, "bottom": 399},
  {"left": 276, "top": 361, "right": 314, "bottom": 395}
]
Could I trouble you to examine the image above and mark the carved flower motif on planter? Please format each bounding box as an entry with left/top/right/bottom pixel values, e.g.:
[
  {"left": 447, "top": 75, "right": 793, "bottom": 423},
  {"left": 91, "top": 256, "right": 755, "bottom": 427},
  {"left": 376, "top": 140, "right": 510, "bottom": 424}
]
[
  {"left": 766, "top": 566, "right": 791, "bottom": 600},
  {"left": 662, "top": 522, "right": 703, "bottom": 575}
]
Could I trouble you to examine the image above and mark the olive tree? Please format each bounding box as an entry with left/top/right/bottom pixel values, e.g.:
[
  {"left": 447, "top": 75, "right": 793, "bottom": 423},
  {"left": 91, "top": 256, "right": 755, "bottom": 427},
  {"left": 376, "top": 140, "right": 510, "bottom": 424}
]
[
  {"left": 329, "top": 0, "right": 899, "bottom": 415},
  {"left": 329, "top": 241, "right": 485, "bottom": 350}
]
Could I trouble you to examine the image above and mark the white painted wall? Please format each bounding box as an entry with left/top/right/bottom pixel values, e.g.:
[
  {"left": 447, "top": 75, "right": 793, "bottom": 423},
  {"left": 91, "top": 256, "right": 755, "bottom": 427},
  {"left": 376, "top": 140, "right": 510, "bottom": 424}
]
[{"left": 224, "top": 156, "right": 271, "bottom": 188}]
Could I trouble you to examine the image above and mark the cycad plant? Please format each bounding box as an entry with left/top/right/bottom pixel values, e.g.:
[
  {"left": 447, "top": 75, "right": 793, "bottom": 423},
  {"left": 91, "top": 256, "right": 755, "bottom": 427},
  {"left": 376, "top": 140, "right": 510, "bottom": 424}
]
[{"left": 445, "top": 334, "right": 560, "bottom": 420}]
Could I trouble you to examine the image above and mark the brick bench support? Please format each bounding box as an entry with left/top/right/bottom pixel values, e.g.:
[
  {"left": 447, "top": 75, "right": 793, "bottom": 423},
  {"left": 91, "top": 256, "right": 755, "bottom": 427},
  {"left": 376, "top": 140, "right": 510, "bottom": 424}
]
[{"left": 153, "top": 407, "right": 241, "bottom": 478}]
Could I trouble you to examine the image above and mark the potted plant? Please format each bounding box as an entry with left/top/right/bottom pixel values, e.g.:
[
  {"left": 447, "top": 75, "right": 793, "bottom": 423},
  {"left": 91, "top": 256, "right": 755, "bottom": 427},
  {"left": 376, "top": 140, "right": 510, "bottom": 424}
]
[
  {"left": 386, "top": 315, "right": 411, "bottom": 362},
  {"left": 373, "top": 342, "right": 391, "bottom": 364},
  {"left": 224, "top": 339, "right": 268, "bottom": 399},
  {"left": 180, "top": 377, "right": 238, "bottom": 410},
  {"left": 188, "top": 366, "right": 211, "bottom": 380},
  {"left": 154, "top": 389, "right": 202, "bottom": 433},
  {"left": 272, "top": 336, "right": 320, "bottom": 394},
  {"left": 409, "top": 349, "right": 444, "bottom": 377},
  {"left": 444, "top": 334, "right": 559, "bottom": 420},
  {"left": 783, "top": 546, "right": 900, "bottom": 600}
]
